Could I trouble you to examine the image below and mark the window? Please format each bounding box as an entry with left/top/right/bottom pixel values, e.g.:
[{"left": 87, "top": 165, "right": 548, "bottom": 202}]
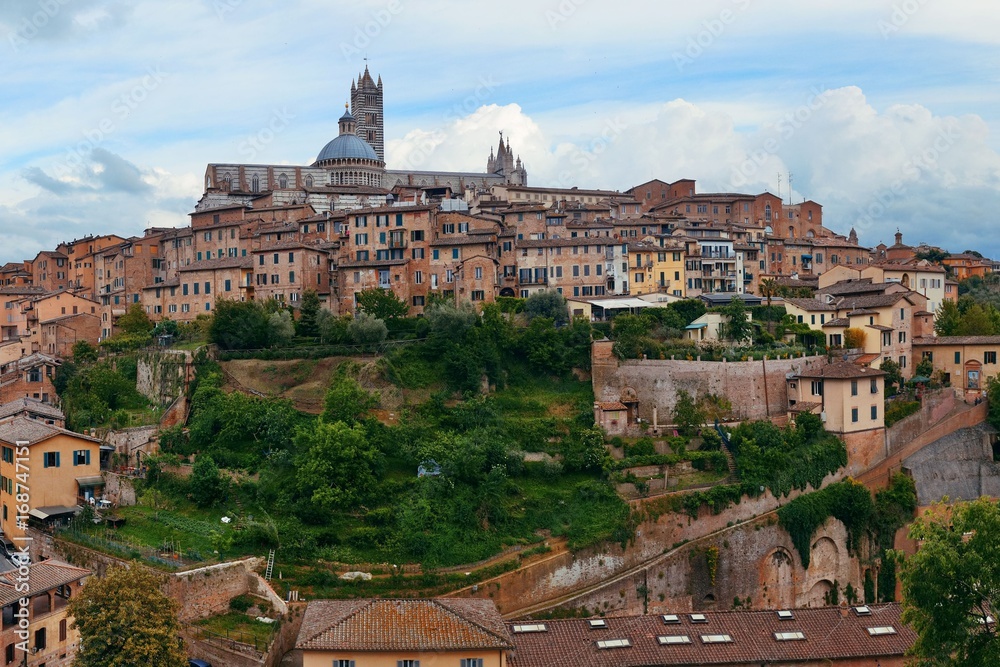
[
  {"left": 452, "top": 248, "right": 460, "bottom": 260},
  {"left": 1, "top": 447, "right": 11, "bottom": 464},
  {"left": 289, "top": 271, "right": 296, "bottom": 284},
  {"left": 182, "top": 283, "right": 188, "bottom": 296},
  {"left": 412, "top": 296, "right": 425, "bottom": 306},
  {"left": 700, "top": 634, "right": 733, "bottom": 644},
  {"left": 871, "top": 405, "right": 878, "bottom": 420},
  {"left": 852, "top": 407, "right": 859, "bottom": 423},
  {"left": 432, "top": 249, "right": 440, "bottom": 260},
  {"left": 475, "top": 267, "right": 483, "bottom": 280},
  {"left": 811, "top": 380, "right": 823, "bottom": 396},
  {"left": 460, "top": 660, "right": 483, "bottom": 667},
  {"left": 774, "top": 631, "right": 806, "bottom": 641},
  {"left": 43, "top": 452, "right": 60, "bottom": 468},
  {"left": 34, "top": 627, "right": 45, "bottom": 651},
  {"left": 867, "top": 626, "right": 897, "bottom": 636},
  {"left": 471, "top": 290, "right": 485, "bottom": 301},
  {"left": 5, "top": 643, "right": 13, "bottom": 664},
  {"left": 512, "top": 624, "right": 548, "bottom": 633},
  {"left": 414, "top": 271, "right": 423, "bottom": 285},
  {"left": 987, "top": 351, "right": 997, "bottom": 364},
  {"left": 851, "top": 380, "right": 858, "bottom": 396},
  {"left": 73, "top": 450, "right": 90, "bottom": 466},
  {"left": 658, "top": 635, "right": 691, "bottom": 645},
  {"left": 397, "top": 661, "right": 419, "bottom": 667},
  {"left": 224, "top": 279, "right": 231, "bottom": 292},
  {"left": 59, "top": 618, "right": 67, "bottom": 642},
  {"left": 871, "top": 378, "right": 878, "bottom": 394},
  {"left": 955, "top": 351, "right": 961, "bottom": 364},
  {"left": 898, "top": 331, "right": 906, "bottom": 343},
  {"left": 596, "top": 639, "right": 631, "bottom": 649}
]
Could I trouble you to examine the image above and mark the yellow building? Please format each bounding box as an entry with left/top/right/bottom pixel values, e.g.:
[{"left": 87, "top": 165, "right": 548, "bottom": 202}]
[
  {"left": 786, "top": 361, "right": 886, "bottom": 473},
  {"left": 627, "top": 243, "right": 685, "bottom": 297},
  {"left": 0, "top": 418, "right": 103, "bottom": 539},
  {"left": 912, "top": 335, "right": 1000, "bottom": 400},
  {"left": 0, "top": 560, "right": 91, "bottom": 667},
  {"left": 295, "top": 598, "right": 513, "bottom": 667}
]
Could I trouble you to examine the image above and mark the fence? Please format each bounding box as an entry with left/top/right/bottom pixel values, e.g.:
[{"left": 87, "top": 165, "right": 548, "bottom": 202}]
[
  {"left": 188, "top": 623, "right": 276, "bottom": 655},
  {"left": 58, "top": 520, "right": 206, "bottom": 569}
]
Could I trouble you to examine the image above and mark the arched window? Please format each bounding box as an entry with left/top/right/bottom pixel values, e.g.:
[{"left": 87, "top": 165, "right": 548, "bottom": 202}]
[
  {"left": 764, "top": 204, "right": 772, "bottom": 222},
  {"left": 278, "top": 173, "right": 288, "bottom": 189},
  {"left": 223, "top": 173, "right": 232, "bottom": 191},
  {"left": 305, "top": 175, "right": 313, "bottom": 188},
  {"left": 251, "top": 174, "right": 260, "bottom": 193}
]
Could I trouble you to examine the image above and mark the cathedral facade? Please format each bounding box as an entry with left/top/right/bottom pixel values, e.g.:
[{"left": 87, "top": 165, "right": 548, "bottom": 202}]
[{"left": 197, "top": 68, "right": 526, "bottom": 212}]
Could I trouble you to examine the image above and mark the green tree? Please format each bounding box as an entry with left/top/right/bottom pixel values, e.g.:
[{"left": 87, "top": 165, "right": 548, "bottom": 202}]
[
  {"left": 935, "top": 300, "right": 962, "bottom": 336},
  {"left": 316, "top": 310, "right": 350, "bottom": 344},
  {"left": 956, "top": 303, "right": 997, "bottom": 336},
  {"left": 720, "top": 296, "right": 753, "bottom": 343},
  {"left": 296, "top": 289, "right": 322, "bottom": 337},
  {"left": 72, "top": 340, "right": 99, "bottom": 363},
  {"left": 268, "top": 309, "right": 296, "bottom": 346},
  {"left": 294, "top": 421, "right": 383, "bottom": 515},
  {"left": 151, "top": 318, "right": 180, "bottom": 338},
  {"left": 523, "top": 290, "right": 568, "bottom": 325},
  {"left": 669, "top": 299, "right": 707, "bottom": 326},
  {"left": 880, "top": 359, "right": 903, "bottom": 396},
  {"left": 673, "top": 389, "right": 705, "bottom": 436},
  {"left": 190, "top": 454, "right": 227, "bottom": 507},
  {"left": 68, "top": 564, "right": 187, "bottom": 667},
  {"left": 758, "top": 278, "right": 778, "bottom": 308},
  {"left": 356, "top": 287, "right": 409, "bottom": 320},
  {"left": 322, "top": 372, "right": 379, "bottom": 425},
  {"left": 894, "top": 497, "right": 1000, "bottom": 666},
  {"left": 116, "top": 303, "right": 154, "bottom": 336},
  {"left": 209, "top": 299, "right": 272, "bottom": 350},
  {"left": 348, "top": 312, "right": 388, "bottom": 345}
]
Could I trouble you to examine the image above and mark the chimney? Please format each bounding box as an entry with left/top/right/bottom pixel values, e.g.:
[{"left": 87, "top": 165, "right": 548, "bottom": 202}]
[{"left": 839, "top": 599, "right": 849, "bottom": 618}]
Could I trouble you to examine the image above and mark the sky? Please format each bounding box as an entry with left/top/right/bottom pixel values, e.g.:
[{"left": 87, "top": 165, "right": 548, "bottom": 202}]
[{"left": 2, "top": 0, "right": 1000, "bottom": 265}]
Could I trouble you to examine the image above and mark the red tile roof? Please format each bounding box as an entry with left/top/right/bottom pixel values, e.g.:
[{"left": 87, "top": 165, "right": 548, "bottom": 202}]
[
  {"left": 297, "top": 598, "right": 513, "bottom": 652},
  {"left": 507, "top": 604, "right": 914, "bottom": 667}
]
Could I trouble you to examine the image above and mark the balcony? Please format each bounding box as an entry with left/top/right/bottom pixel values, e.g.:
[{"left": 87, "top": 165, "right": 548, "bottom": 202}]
[
  {"left": 519, "top": 276, "right": 548, "bottom": 286},
  {"left": 388, "top": 237, "right": 407, "bottom": 249}
]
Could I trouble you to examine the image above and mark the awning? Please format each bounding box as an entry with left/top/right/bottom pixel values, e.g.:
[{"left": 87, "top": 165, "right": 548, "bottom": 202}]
[
  {"left": 76, "top": 476, "right": 104, "bottom": 488},
  {"left": 685, "top": 323, "right": 708, "bottom": 329},
  {"left": 29, "top": 506, "right": 80, "bottom": 521}
]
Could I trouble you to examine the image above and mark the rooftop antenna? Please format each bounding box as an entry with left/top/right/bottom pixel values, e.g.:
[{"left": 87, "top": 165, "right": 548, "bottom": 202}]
[
  {"left": 776, "top": 173, "right": 782, "bottom": 200},
  {"left": 787, "top": 172, "right": 794, "bottom": 205}
]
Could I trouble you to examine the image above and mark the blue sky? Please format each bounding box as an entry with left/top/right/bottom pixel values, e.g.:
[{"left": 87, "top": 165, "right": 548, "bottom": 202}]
[{"left": 2, "top": 0, "right": 1000, "bottom": 264}]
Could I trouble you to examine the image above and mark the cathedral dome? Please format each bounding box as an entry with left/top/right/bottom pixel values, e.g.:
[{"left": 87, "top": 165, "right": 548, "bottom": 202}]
[{"left": 316, "top": 133, "right": 379, "bottom": 162}]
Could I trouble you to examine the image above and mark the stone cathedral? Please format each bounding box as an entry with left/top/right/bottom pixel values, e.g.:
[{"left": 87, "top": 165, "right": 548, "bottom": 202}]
[{"left": 198, "top": 67, "right": 527, "bottom": 213}]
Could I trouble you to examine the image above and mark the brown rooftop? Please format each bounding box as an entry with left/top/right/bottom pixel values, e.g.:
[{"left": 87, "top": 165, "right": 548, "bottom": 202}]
[
  {"left": 297, "top": 598, "right": 512, "bottom": 652},
  {"left": 795, "top": 361, "right": 886, "bottom": 380},
  {"left": 507, "top": 604, "right": 913, "bottom": 667}
]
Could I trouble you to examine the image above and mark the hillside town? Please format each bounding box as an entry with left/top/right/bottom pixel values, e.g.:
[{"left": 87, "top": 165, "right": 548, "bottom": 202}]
[{"left": 2, "top": 68, "right": 1000, "bottom": 667}]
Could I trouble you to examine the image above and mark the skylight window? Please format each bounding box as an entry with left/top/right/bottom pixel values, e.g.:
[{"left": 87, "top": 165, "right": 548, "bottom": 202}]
[
  {"left": 867, "top": 626, "right": 897, "bottom": 636},
  {"left": 774, "top": 631, "right": 806, "bottom": 641},
  {"left": 657, "top": 635, "right": 692, "bottom": 645},
  {"left": 596, "top": 639, "right": 631, "bottom": 649},
  {"left": 689, "top": 614, "right": 708, "bottom": 624},
  {"left": 588, "top": 619, "right": 607, "bottom": 629},
  {"left": 776, "top": 610, "right": 794, "bottom": 620},
  {"left": 512, "top": 624, "right": 547, "bottom": 633},
  {"left": 854, "top": 606, "right": 872, "bottom": 616},
  {"left": 662, "top": 614, "right": 681, "bottom": 624},
  {"left": 700, "top": 634, "right": 733, "bottom": 644}
]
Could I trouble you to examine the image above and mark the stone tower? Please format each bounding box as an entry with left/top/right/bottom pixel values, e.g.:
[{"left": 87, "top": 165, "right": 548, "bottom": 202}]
[
  {"left": 487, "top": 132, "right": 528, "bottom": 186},
  {"left": 350, "top": 66, "right": 384, "bottom": 162}
]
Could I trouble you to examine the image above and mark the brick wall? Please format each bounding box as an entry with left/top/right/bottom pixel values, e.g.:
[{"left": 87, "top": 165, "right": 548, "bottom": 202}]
[{"left": 593, "top": 347, "right": 828, "bottom": 423}]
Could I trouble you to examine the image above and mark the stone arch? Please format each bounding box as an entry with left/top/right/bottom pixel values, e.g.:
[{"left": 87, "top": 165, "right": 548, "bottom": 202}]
[
  {"left": 759, "top": 547, "right": 795, "bottom": 608},
  {"left": 222, "top": 173, "right": 232, "bottom": 191},
  {"left": 621, "top": 387, "right": 638, "bottom": 402},
  {"left": 251, "top": 174, "right": 260, "bottom": 192},
  {"left": 810, "top": 536, "right": 840, "bottom": 572},
  {"left": 806, "top": 229, "right": 815, "bottom": 238},
  {"left": 278, "top": 173, "right": 288, "bottom": 188},
  {"left": 702, "top": 594, "right": 716, "bottom": 608},
  {"left": 499, "top": 287, "right": 515, "bottom": 297},
  {"left": 805, "top": 579, "right": 834, "bottom": 607}
]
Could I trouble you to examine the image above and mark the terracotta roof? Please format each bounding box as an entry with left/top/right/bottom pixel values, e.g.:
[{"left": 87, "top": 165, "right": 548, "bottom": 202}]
[
  {"left": 0, "top": 561, "right": 90, "bottom": 607},
  {"left": 822, "top": 318, "right": 849, "bottom": 328},
  {"left": 296, "top": 598, "right": 513, "bottom": 652},
  {"left": 913, "top": 335, "right": 1000, "bottom": 346},
  {"left": 596, "top": 402, "right": 628, "bottom": 411},
  {"left": 866, "top": 324, "right": 893, "bottom": 332},
  {"left": 516, "top": 238, "right": 609, "bottom": 249},
  {"left": 789, "top": 401, "right": 822, "bottom": 413},
  {"left": 782, "top": 298, "right": 838, "bottom": 312},
  {"left": 855, "top": 353, "right": 880, "bottom": 365},
  {"left": 506, "top": 604, "right": 914, "bottom": 667},
  {"left": 0, "top": 416, "right": 101, "bottom": 446},
  {"left": 794, "top": 361, "right": 886, "bottom": 380},
  {"left": 0, "top": 398, "right": 64, "bottom": 423}
]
